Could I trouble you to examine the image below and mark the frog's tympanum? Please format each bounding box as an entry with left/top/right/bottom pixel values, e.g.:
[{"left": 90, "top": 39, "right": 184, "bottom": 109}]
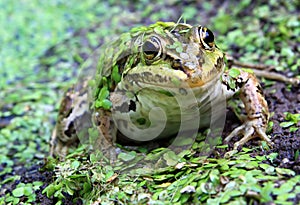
[{"left": 50, "top": 22, "right": 272, "bottom": 158}]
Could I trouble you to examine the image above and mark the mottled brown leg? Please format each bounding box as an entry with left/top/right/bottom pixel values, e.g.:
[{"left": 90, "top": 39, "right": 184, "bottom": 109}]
[
  {"left": 93, "top": 109, "right": 118, "bottom": 162},
  {"left": 222, "top": 70, "right": 273, "bottom": 150}
]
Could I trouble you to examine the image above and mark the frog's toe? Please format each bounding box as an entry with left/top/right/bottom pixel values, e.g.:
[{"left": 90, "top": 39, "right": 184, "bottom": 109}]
[
  {"left": 224, "top": 121, "right": 272, "bottom": 150},
  {"left": 50, "top": 139, "right": 68, "bottom": 159}
]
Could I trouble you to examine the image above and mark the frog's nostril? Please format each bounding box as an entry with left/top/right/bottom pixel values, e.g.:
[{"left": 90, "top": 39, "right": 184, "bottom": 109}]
[
  {"left": 172, "top": 59, "right": 181, "bottom": 68},
  {"left": 172, "top": 59, "right": 190, "bottom": 76}
]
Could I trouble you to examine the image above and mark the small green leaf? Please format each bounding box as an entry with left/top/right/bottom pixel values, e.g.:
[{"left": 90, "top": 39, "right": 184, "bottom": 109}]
[
  {"left": 220, "top": 190, "right": 241, "bottom": 203},
  {"left": 273, "top": 182, "right": 294, "bottom": 195},
  {"left": 95, "top": 98, "right": 112, "bottom": 109},
  {"left": 216, "top": 144, "right": 228, "bottom": 149},
  {"left": 266, "top": 153, "right": 277, "bottom": 163},
  {"left": 275, "top": 168, "right": 295, "bottom": 176},
  {"left": 42, "top": 184, "right": 56, "bottom": 197},
  {"left": 245, "top": 161, "right": 258, "bottom": 169},
  {"left": 244, "top": 171, "right": 257, "bottom": 184},
  {"left": 71, "top": 160, "right": 81, "bottom": 169},
  {"left": 163, "top": 151, "right": 179, "bottom": 166},
  {"left": 229, "top": 68, "right": 241, "bottom": 78},
  {"left": 65, "top": 182, "right": 74, "bottom": 195},
  {"left": 280, "top": 112, "right": 300, "bottom": 129},
  {"left": 90, "top": 153, "right": 103, "bottom": 163},
  {"left": 23, "top": 186, "right": 33, "bottom": 196},
  {"left": 98, "top": 87, "right": 109, "bottom": 101},
  {"left": 287, "top": 113, "right": 300, "bottom": 123},
  {"left": 101, "top": 99, "right": 112, "bottom": 110},
  {"left": 83, "top": 181, "right": 92, "bottom": 193},
  {"left": 112, "top": 65, "right": 121, "bottom": 83},
  {"left": 153, "top": 26, "right": 166, "bottom": 37},
  {"left": 55, "top": 201, "right": 63, "bottom": 205},
  {"left": 12, "top": 187, "right": 24, "bottom": 197},
  {"left": 209, "top": 169, "right": 220, "bottom": 184},
  {"left": 276, "top": 193, "right": 296, "bottom": 203},
  {"left": 228, "top": 78, "right": 237, "bottom": 89},
  {"left": 259, "top": 163, "right": 275, "bottom": 174},
  {"left": 289, "top": 126, "right": 298, "bottom": 132},
  {"left": 279, "top": 121, "right": 294, "bottom": 128},
  {"left": 261, "top": 182, "right": 274, "bottom": 202},
  {"left": 104, "top": 170, "right": 115, "bottom": 180},
  {"left": 118, "top": 151, "right": 136, "bottom": 162}
]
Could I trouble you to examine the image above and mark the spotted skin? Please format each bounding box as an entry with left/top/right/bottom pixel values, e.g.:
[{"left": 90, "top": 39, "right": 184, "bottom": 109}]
[{"left": 50, "top": 22, "right": 272, "bottom": 158}]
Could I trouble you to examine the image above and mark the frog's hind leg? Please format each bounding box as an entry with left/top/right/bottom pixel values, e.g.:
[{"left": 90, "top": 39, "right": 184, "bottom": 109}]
[
  {"left": 222, "top": 69, "right": 273, "bottom": 150},
  {"left": 49, "top": 125, "right": 79, "bottom": 159}
]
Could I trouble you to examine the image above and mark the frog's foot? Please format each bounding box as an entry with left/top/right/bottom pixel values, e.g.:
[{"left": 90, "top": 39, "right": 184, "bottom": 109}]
[
  {"left": 224, "top": 118, "right": 273, "bottom": 150},
  {"left": 50, "top": 138, "right": 76, "bottom": 159},
  {"left": 50, "top": 128, "right": 69, "bottom": 159}
]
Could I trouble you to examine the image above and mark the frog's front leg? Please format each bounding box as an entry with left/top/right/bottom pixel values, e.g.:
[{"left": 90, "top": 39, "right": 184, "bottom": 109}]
[
  {"left": 93, "top": 109, "right": 118, "bottom": 162},
  {"left": 222, "top": 69, "right": 272, "bottom": 150}
]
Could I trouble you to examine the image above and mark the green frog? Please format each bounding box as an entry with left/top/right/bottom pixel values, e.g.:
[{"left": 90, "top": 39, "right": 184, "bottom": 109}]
[{"left": 50, "top": 22, "right": 273, "bottom": 158}]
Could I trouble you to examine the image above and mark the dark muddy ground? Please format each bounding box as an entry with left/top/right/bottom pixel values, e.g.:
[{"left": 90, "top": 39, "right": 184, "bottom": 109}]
[{"left": 265, "top": 82, "right": 300, "bottom": 173}]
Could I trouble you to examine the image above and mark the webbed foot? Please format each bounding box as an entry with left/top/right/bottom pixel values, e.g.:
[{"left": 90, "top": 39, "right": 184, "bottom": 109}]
[{"left": 224, "top": 118, "right": 273, "bottom": 150}]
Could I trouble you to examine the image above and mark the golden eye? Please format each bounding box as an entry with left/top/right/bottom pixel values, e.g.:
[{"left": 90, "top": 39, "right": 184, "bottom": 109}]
[
  {"left": 198, "top": 26, "right": 215, "bottom": 49},
  {"left": 142, "top": 36, "right": 162, "bottom": 61}
]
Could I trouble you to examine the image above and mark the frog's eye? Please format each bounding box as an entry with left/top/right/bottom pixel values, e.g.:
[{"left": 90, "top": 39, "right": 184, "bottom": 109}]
[
  {"left": 198, "top": 26, "right": 215, "bottom": 50},
  {"left": 142, "top": 36, "right": 162, "bottom": 61}
]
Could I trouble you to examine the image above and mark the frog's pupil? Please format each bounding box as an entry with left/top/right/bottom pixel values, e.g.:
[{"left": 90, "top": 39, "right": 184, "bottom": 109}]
[
  {"left": 143, "top": 41, "right": 159, "bottom": 56},
  {"left": 204, "top": 28, "right": 214, "bottom": 44}
]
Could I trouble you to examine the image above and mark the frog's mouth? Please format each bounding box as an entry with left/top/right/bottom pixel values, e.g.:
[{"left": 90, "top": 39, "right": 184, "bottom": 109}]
[{"left": 123, "top": 63, "right": 224, "bottom": 89}]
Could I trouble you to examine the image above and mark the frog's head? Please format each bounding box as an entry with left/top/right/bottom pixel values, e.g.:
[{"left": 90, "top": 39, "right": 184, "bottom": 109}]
[{"left": 122, "top": 22, "right": 225, "bottom": 88}]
